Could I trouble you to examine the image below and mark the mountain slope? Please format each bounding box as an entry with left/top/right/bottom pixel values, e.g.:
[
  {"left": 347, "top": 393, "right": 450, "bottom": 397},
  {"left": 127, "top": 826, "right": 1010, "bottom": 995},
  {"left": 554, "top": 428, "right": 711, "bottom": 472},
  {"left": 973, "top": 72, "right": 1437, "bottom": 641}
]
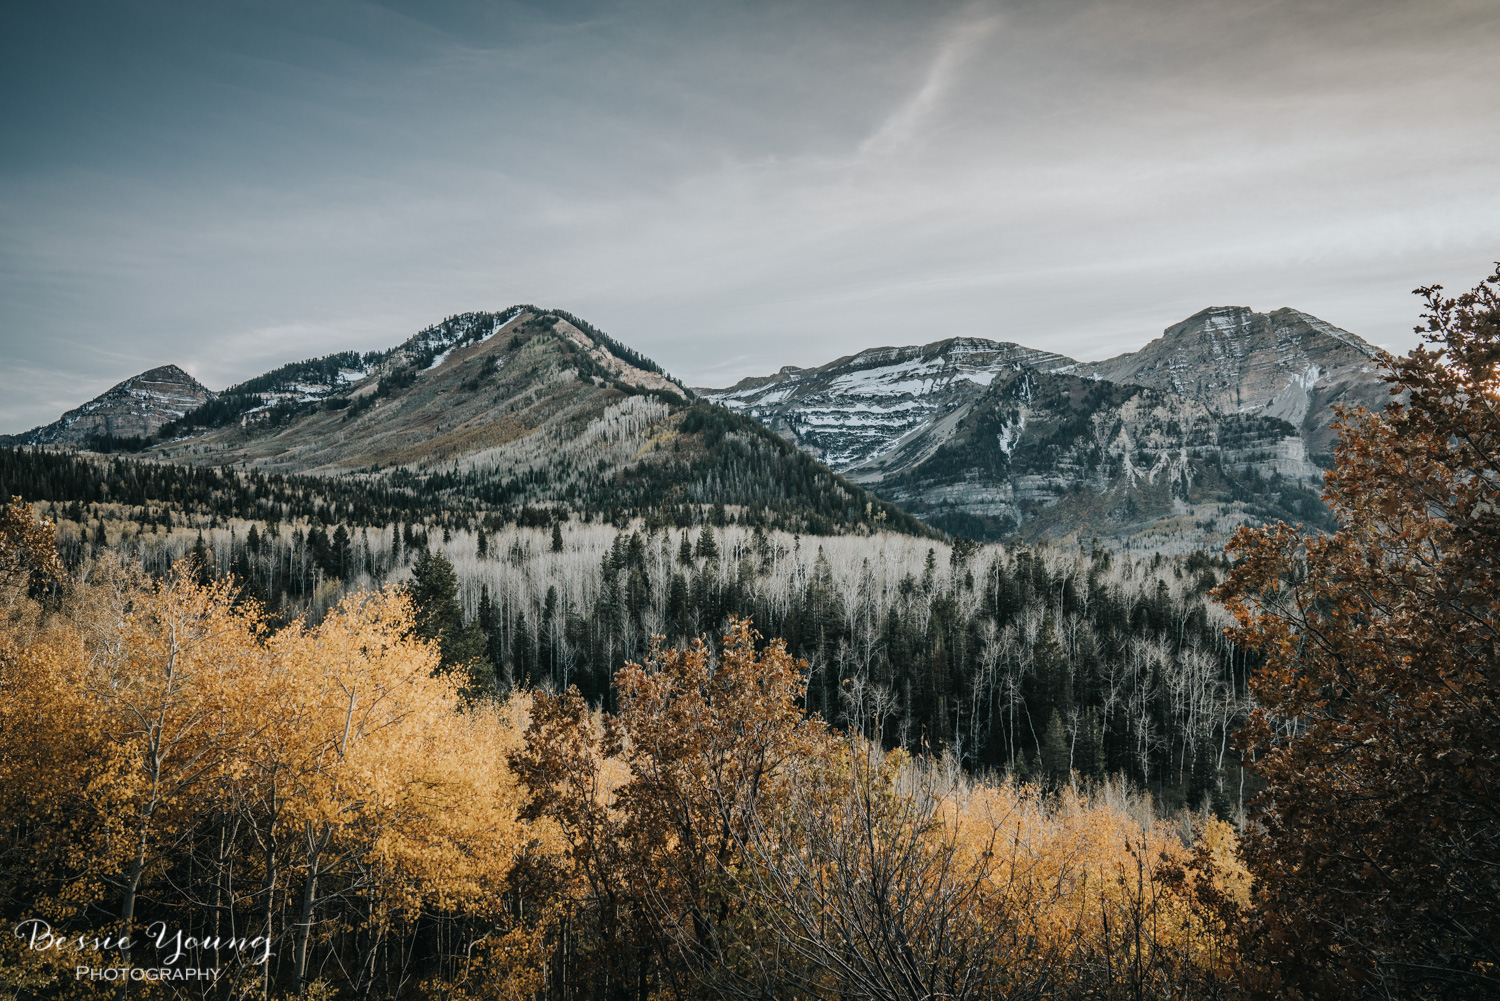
[
  {"left": 121, "top": 308, "right": 928, "bottom": 537},
  {"left": 4, "top": 365, "right": 214, "bottom": 446},
  {"left": 703, "top": 308, "right": 1378, "bottom": 547},
  {"left": 706, "top": 338, "right": 1078, "bottom": 469},
  {"left": 1077, "top": 306, "right": 1388, "bottom": 462},
  {"left": 860, "top": 366, "right": 1327, "bottom": 547}
]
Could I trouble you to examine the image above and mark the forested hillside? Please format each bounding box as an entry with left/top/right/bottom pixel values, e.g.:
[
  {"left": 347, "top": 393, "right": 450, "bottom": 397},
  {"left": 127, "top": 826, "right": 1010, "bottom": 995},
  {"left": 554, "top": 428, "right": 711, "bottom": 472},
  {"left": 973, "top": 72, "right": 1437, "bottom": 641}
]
[
  {"left": 17, "top": 473, "right": 1249, "bottom": 812},
  {"left": 8, "top": 308, "right": 927, "bottom": 538}
]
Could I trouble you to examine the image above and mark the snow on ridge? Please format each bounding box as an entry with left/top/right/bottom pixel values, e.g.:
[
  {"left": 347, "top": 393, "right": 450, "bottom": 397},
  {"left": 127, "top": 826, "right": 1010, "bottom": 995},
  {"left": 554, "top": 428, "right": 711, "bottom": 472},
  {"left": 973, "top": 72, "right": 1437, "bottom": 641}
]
[
  {"left": 803, "top": 399, "right": 927, "bottom": 414},
  {"left": 827, "top": 354, "right": 1000, "bottom": 395},
  {"left": 479, "top": 309, "right": 523, "bottom": 344},
  {"left": 797, "top": 411, "right": 922, "bottom": 428}
]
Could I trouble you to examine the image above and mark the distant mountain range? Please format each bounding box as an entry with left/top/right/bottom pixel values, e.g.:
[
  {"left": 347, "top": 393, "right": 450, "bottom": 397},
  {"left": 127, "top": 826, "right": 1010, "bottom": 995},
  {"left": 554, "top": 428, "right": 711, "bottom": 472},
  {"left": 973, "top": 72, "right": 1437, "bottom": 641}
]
[
  {"left": 703, "top": 306, "right": 1389, "bottom": 548},
  {"left": 3, "top": 308, "right": 926, "bottom": 538},
  {"left": 1076, "top": 306, "right": 1387, "bottom": 463},
  {"left": 5, "top": 302, "right": 1389, "bottom": 549}
]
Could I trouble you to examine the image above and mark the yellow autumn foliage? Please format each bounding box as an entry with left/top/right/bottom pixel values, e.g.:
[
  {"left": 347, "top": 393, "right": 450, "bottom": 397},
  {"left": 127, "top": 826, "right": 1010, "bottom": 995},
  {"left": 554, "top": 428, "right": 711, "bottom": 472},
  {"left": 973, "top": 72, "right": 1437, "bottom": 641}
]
[
  {"left": 941, "top": 774, "right": 1249, "bottom": 981},
  {"left": 519, "top": 618, "right": 1248, "bottom": 1000},
  {"left": 0, "top": 558, "right": 560, "bottom": 1000}
]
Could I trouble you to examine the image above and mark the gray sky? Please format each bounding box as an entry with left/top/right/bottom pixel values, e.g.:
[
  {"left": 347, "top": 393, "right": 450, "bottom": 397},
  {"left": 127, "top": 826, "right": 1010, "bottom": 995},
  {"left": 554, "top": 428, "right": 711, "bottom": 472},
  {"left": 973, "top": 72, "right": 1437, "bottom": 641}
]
[{"left": 3, "top": 0, "right": 1498, "bottom": 432}]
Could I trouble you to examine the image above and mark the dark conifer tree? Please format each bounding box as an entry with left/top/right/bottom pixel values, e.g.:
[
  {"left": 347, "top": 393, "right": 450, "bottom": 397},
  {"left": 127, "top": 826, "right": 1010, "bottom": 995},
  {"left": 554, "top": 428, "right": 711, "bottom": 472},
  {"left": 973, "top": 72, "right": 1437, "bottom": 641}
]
[
  {"left": 695, "top": 524, "right": 719, "bottom": 561},
  {"left": 191, "top": 532, "right": 212, "bottom": 586},
  {"left": 331, "top": 524, "right": 351, "bottom": 580}
]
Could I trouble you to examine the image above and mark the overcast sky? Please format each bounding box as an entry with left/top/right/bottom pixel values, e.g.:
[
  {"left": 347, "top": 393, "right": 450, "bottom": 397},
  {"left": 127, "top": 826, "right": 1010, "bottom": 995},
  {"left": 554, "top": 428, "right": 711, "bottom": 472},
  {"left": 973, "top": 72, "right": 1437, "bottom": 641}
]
[{"left": 3, "top": 0, "right": 1497, "bottom": 432}]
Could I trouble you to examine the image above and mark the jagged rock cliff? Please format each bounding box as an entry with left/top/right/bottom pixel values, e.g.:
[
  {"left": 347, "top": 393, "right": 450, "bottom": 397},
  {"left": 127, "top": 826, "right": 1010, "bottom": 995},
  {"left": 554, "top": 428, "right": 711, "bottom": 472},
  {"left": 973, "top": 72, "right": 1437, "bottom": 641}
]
[
  {"left": 7, "top": 365, "right": 214, "bottom": 446},
  {"left": 708, "top": 338, "right": 1076, "bottom": 468},
  {"left": 859, "top": 367, "right": 1326, "bottom": 548},
  {"left": 1077, "top": 307, "right": 1389, "bottom": 462}
]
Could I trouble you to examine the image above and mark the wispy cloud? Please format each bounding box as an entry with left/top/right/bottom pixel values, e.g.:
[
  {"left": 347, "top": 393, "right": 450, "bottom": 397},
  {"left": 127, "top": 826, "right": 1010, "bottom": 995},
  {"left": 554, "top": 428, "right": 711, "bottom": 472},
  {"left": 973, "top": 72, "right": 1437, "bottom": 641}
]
[{"left": 858, "top": 10, "right": 1001, "bottom": 158}]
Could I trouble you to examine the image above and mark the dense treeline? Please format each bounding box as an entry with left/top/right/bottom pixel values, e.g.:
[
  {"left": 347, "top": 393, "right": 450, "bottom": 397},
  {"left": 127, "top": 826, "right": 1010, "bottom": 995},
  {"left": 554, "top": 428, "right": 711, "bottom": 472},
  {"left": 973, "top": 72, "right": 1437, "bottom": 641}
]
[
  {"left": 455, "top": 399, "right": 931, "bottom": 538},
  {"left": 0, "top": 448, "right": 452, "bottom": 528},
  {"left": 42, "top": 505, "right": 1252, "bottom": 811},
  {"left": 229, "top": 349, "right": 381, "bottom": 396}
]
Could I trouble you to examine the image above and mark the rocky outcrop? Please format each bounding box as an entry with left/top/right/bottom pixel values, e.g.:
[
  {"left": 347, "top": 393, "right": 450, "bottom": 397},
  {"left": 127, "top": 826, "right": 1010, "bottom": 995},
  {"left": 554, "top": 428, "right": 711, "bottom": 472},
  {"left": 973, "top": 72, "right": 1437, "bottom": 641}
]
[
  {"left": 1077, "top": 307, "right": 1389, "bottom": 462},
  {"left": 862, "top": 367, "right": 1326, "bottom": 548},
  {"left": 10, "top": 365, "right": 213, "bottom": 445},
  {"left": 706, "top": 338, "right": 1076, "bottom": 469}
]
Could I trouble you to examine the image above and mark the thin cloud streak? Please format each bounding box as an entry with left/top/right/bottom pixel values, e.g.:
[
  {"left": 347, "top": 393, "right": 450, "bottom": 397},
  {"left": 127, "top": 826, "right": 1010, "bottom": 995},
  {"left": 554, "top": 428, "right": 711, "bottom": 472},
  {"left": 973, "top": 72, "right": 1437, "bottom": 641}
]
[{"left": 858, "top": 11, "right": 1002, "bottom": 158}]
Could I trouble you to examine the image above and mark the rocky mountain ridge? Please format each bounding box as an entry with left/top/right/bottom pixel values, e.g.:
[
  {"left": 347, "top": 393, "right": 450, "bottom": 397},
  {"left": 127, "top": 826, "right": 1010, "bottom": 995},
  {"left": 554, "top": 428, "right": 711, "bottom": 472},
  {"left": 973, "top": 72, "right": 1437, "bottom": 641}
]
[
  {"left": 5, "top": 309, "right": 922, "bottom": 538},
  {"left": 6, "top": 365, "right": 214, "bottom": 446},
  {"left": 709, "top": 338, "right": 1076, "bottom": 468},
  {"left": 8, "top": 302, "right": 1388, "bottom": 549},
  {"left": 1076, "top": 306, "right": 1388, "bottom": 462},
  {"left": 703, "top": 307, "right": 1388, "bottom": 548},
  {"left": 862, "top": 366, "right": 1328, "bottom": 548}
]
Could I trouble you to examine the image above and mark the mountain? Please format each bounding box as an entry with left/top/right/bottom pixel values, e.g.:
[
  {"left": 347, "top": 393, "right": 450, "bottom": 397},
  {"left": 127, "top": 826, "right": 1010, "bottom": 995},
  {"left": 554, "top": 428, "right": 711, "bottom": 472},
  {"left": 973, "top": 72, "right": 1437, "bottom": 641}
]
[
  {"left": 708, "top": 338, "right": 1077, "bottom": 469},
  {"left": 4, "top": 364, "right": 215, "bottom": 447},
  {"left": 17, "top": 308, "right": 928, "bottom": 538},
  {"left": 852, "top": 366, "right": 1327, "bottom": 547},
  {"left": 1076, "top": 306, "right": 1388, "bottom": 463},
  {"left": 702, "top": 309, "right": 1385, "bottom": 548},
  {"left": 11, "top": 302, "right": 1386, "bottom": 549}
]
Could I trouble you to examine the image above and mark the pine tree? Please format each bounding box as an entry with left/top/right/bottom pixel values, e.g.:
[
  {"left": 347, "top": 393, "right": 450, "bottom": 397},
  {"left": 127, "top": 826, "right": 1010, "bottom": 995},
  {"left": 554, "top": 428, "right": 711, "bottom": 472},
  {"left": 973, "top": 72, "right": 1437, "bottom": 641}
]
[
  {"left": 408, "top": 549, "right": 461, "bottom": 644},
  {"left": 191, "top": 532, "right": 212, "bottom": 586},
  {"left": 1040, "top": 710, "right": 1070, "bottom": 783},
  {"left": 695, "top": 524, "right": 719, "bottom": 561},
  {"left": 551, "top": 521, "right": 564, "bottom": 553},
  {"left": 407, "top": 550, "right": 492, "bottom": 694},
  {"left": 512, "top": 610, "right": 534, "bottom": 683},
  {"left": 332, "top": 524, "right": 351, "bottom": 580}
]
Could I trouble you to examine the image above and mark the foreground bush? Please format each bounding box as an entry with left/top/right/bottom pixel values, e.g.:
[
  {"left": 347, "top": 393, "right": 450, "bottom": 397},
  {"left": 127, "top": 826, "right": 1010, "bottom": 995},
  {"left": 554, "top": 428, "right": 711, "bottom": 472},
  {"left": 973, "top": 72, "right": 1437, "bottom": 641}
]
[
  {"left": 518, "top": 619, "right": 1248, "bottom": 1001},
  {"left": 1220, "top": 268, "right": 1500, "bottom": 998}
]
